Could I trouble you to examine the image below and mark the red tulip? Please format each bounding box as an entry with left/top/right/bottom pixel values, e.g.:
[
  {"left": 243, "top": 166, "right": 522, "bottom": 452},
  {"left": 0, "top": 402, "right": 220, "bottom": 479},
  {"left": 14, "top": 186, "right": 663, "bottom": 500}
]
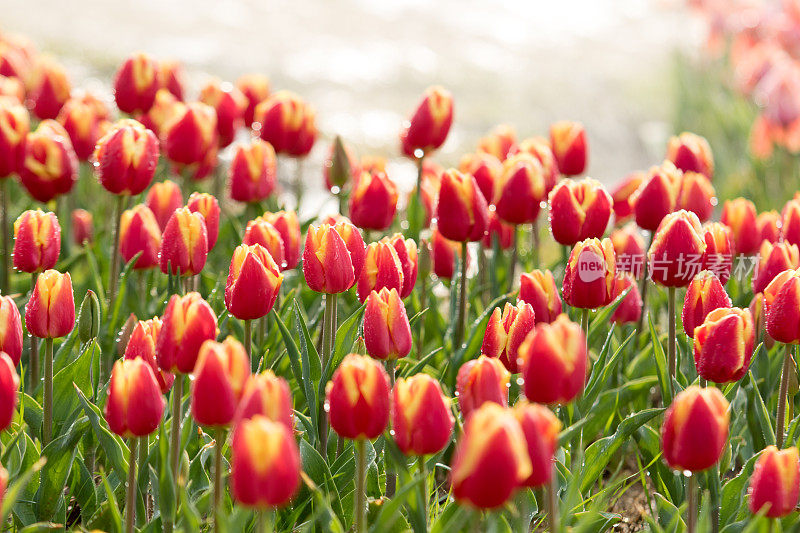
[
  {"left": 702, "top": 222, "right": 735, "bottom": 284},
  {"left": 431, "top": 228, "right": 464, "bottom": 280},
  {"left": 56, "top": 93, "right": 110, "bottom": 160},
  {"left": 158, "top": 60, "right": 186, "bottom": 101},
  {"left": 235, "top": 371, "right": 293, "bottom": 430},
  {"left": 145, "top": 179, "right": 182, "bottom": 231},
  {"left": 325, "top": 353, "right": 391, "bottom": 440},
  {"left": 71, "top": 209, "right": 93, "bottom": 246},
  {"left": 198, "top": 78, "right": 246, "bottom": 148},
  {"left": 748, "top": 445, "right": 800, "bottom": 518},
  {"left": 163, "top": 102, "right": 218, "bottom": 170},
  {"left": 236, "top": 73, "right": 270, "bottom": 128},
  {"left": 187, "top": 192, "right": 220, "bottom": 250},
  {"left": 349, "top": 170, "right": 398, "bottom": 231},
  {"left": 511, "top": 137, "right": 559, "bottom": 193},
  {"left": 156, "top": 292, "right": 218, "bottom": 374},
  {"left": 459, "top": 152, "right": 502, "bottom": 203},
  {"left": 0, "top": 76, "right": 23, "bottom": 103},
  {"left": 630, "top": 162, "right": 681, "bottom": 232},
  {"left": 391, "top": 374, "right": 454, "bottom": 456},
  {"left": 0, "top": 352, "right": 18, "bottom": 431},
  {"left": 609, "top": 273, "right": 643, "bottom": 325},
  {"left": 19, "top": 120, "right": 77, "bottom": 203},
  {"left": 550, "top": 120, "right": 587, "bottom": 176},
  {"left": 563, "top": 238, "right": 616, "bottom": 309},
  {"left": 610, "top": 224, "right": 645, "bottom": 279},
  {"left": 357, "top": 241, "right": 404, "bottom": 303},
  {"left": 243, "top": 217, "right": 285, "bottom": 269},
  {"left": 754, "top": 241, "right": 800, "bottom": 294},
  {"left": 519, "top": 270, "right": 562, "bottom": 324},
  {"left": 0, "top": 98, "right": 28, "bottom": 178},
  {"left": 400, "top": 86, "right": 453, "bottom": 158},
  {"left": 610, "top": 171, "right": 644, "bottom": 223},
  {"left": 455, "top": 355, "right": 510, "bottom": 420},
  {"left": 364, "top": 288, "right": 412, "bottom": 360},
  {"left": 764, "top": 269, "right": 800, "bottom": 344},
  {"left": 24, "top": 270, "right": 74, "bottom": 339},
  {"left": 139, "top": 88, "right": 182, "bottom": 138},
  {"left": 682, "top": 271, "right": 731, "bottom": 338},
  {"left": 757, "top": 210, "right": 782, "bottom": 244},
  {"left": 383, "top": 234, "right": 418, "bottom": 298},
  {"left": 254, "top": 91, "right": 316, "bottom": 157},
  {"left": 113, "top": 52, "right": 160, "bottom": 114},
  {"left": 693, "top": 307, "right": 754, "bottom": 383},
  {"left": 676, "top": 172, "right": 715, "bottom": 223},
  {"left": 119, "top": 204, "right": 162, "bottom": 270},
  {"left": 229, "top": 139, "right": 277, "bottom": 204},
  {"left": 123, "top": 317, "right": 174, "bottom": 393},
  {"left": 191, "top": 337, "right": 251, "bottom": 427},
  {"left": 647, "top": 210, "right": 706, "bottom": 288},
  {"left": 27, "top": 56, "right": 71, "bottom": 120},
  {"left": 722, "top": 198, "right": 760, "bottom": 255},
  {"left": 435, "top": 169, "right": 489, "bottom": 242},
  {"left": 0, "top": 296, "right": 22, "bottom": 366},
  {"left": 12, "top": 209, "right": 60, "bottom": 273},
  {"left": 483, "top": 211, "right": 515, "bottom": 250},
  {"left": 225, "top": 244, "right": 283, "bottom": 321},
  {"left": 493, "top": 153, "right": 546, "bottom": 225},
  {"left": 548, "top": 178, "right": 612, "bottom": 246},
  {"left": 476, "top": 124, "right": 516, "bottom": 161},
  {"left": 105, "top": 358, "right": 165, "bottom": 437},
  {"left": 94, "top": 119, "right": 159, "bottom": 196},
  {"left": 159, "top": 207, "right": 208, "bottom": 276},
  {"left": 666, "top": 132, "right": 714, "bottom": 179},
  {"left": 481, "top": 302, "right": 536, "bottom": 373},
  {"left": 512, "top": 401, "right": 561, "bottom": 488},
  {"left": 303, "top": 224, "right": 357, "bottom": 294}
]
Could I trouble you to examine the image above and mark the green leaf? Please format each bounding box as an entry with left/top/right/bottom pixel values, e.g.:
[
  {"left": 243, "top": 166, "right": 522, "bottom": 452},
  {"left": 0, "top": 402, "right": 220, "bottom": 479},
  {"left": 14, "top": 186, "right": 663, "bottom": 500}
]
[
  {"left": 0, "top": 457, "right": 46, "bottom": 526},
  {"left": 746, "top": 370, "right": 776, "bottom": 446},
  {"left": 51, "top": 340, "right": 100, "bottom": 437},
  {"left": 325, "top": 302, "right": 365, "bottom": 384},
  {"left": 75, "top": 385, "right": 129, "bottom": 475},
  {"left": 649, "top": 314, "right": 673, "bottom": 405},
  {"left": 35, "top": 416, "right": 89, "bottom": 519},
  {"left": 299, "top": 439, "right": 345, "bottom": 524}
]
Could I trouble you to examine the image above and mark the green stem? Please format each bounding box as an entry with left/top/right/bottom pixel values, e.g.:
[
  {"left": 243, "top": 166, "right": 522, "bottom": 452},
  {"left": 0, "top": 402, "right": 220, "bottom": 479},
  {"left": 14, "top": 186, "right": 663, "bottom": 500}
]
[
  {"left": 165, "top": 374, "right": 184, "bottom": 533},
  {"left": 385, "top": 359, "right": 396, "bottom": 498},
  {"left": 355, "top": 438, "right": 367, "bottom": 533},
  {"left": 29, "top": 273, "right": 39, "bottom": 388},
  {"left": 508, "top": 226, "right": 519, "bottom": 293},
  {"left": 531, "top": 219, "right": 540, "bottom": 269},
  {"left": 257, "top": 509, "right": 273, "bottom": 533},
  {"left": 777, "top": 344, "right": 792, "bottom": 448},
  {"left": 547, "top": 464, "right": 558, "bottom": 533},
  {"left": 243, "top": 319, "right": 252, "bottom": 360},
  {"left": 319, "top": 293, "right": 337, "bottom": 454},
  {"left": 414, "top": 155, "right": 424, "bottom": 243},
  {"left": 214, "top": 427, "right": 224, "bottom": 532},
  {"left": 580, "top": 308, "right": 589, "bottom": 347},
  {"left": 455, "top": 241, "right": 468, "bottom": 349},
  {"left": 634, "top": 231, "right": 652, "bottom": 343},
  {"left": 1, "top": 178, "right": 9, "bottom": 294},
  {"left": 687, "top": 474, "right": 697, "bottom": 533},
  {"left": 668, "top": 286, "right": 676, "bottom": 387},
  {"left": 139, "top": 436, "right": 150, "bottom": 521},
  {"left": 43, "top": 337, "right": 53, "bottom": 445},
  {"left": 419, "top": 456, "right": 428, "bottom": 530},
  {"left": 478, "top": 243, "right": 488, "bottom": 306},
  {"left": 108, "top": 195, "right": 125, "bottom": 311},
  {"left": 125, "top": 438, "right": 138, "bottom": 533}
]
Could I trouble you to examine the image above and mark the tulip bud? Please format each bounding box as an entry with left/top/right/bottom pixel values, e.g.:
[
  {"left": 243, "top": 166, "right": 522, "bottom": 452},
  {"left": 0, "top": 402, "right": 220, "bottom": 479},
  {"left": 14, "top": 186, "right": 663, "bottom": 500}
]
[
  {"left": 610, "top": 224, "right": 645, "bottom": 279},
  {"left": 225, "top": 244, "right": 283, "bottom": 321},
  {"left": 145, "top": 179, "right": 183, "bottom": 231},
  {"left": 482, "top": 302, "right": 536, "bottom": 373},
  {"left": 483, "top": 211, "right": 515, "bottom": 250},
  {"left": 104, "top": 358, "right": 166, "bottom": 437},
  {"left": 349, "top": 170, "right": 399, "bottom": 231},
  {"left": 400, "top": 86, "right": 453, "bottom": 158},
  {"left": 191, "top": 337, "right": 251, "bottom": 427},
  {"left": 548, "top": 178, "right": 612, "bottom": 246},
  {"left": 323, "top": 136, "right": 357, "bottom": 192},
  {"left": 382, "top": 234, "right": 417, "bottom": 298},
  {"left": 357, "top": 241, "right": 404, "bottom": 303},
  {"left": 199, "top": 78, "right": 246, "bottom": 148},
  {"left": 754, "top": 241, "right": 800, "bottom": 294},
  {"left": 431, "top": 228, "right": 464, "bottom": 280},
  {"left": 262, "top": 211, "right": 302, "bottom": 270},
  {"left": 124, "top": 317, "right": 173, "bottom": 393},
  {"left": 493, "top": 153, "right": 546, "bottom": 225},
  {"left": 693, "top": 307, "right": 754, "bottom": 383},
  {"left": 391, "top": 374, "right": 453, "bottom": 456},
  {"left": 450, "top": 402, "right": 531, "bottom": 509},
  {"left": 418, "top": 160, "right": 443, "bottom": 227},
  {"left": 702, "top": 222, "right": 735, "bottom": 284},
  {"left": 94, "top": 119, "right": 159, "bottom": 196},
  {"left": 113, "top": 52, "right": 160, "bottom": 114},
  {"left": 550, "top": 120, "right": 587, "bottom": 176},
  {"left": 682, "top": 271, "right": 731, "bottom": 338},
  {"left": 158, "top": 60, "right": 186, "bottom": 101},
  {"left": 12, "top": 209, "right": 60, "bottom": 273},
  {"left": 70, "top": 209, "right": 93, "bottom": 247},
  {"left": 630, "top": 162, "right": 681, "bottom": 232},
  {"left": 235, "top": 371, "right": 293, "bottom": 430},
  {"left": 563, "top": 238, "right": 616, "bottom": 309},
  {"left": 721, "top": 198, "right": 760, "bottom": 255},
  {"left": 27, "top": 56, "right": 70, "bottom": 120},
  {"left": 512, "top": 401, "right": 561, "bottom": 488},
  {"left": 0, "top": 98, "right": 28, "bottom": 178},
  {"left": 456, "top": 355, "right": 510, "bottom": 420},
  {"left": 748, "top": 445, "right": 800, "bottom": 518},
  {"left": 156, "top": 292, "right": 218, "bottom": 374},
  {"left": 243, "top": 217, "right": 285, "bottom": 268},
  {"left": 610, "top": 171, "right": 645, "bottom": 222},
  {"left": 19, "top": 120, "right": 77, "bottom": 203},
  {"left": 435, "top": 168, "right": 489, "bottom": 242},
  {"left": 764, "top": 270, "right": 800, "bottom": 344},
  {"left": 77, "top": 289, "right": 100, "bottom": 344},
  {"left": 163, "top": 102, "right": 218, "bottom": 168},
  {"left": 477, "top": 124, "right": 516, "bottom": 161},
  {"left": 610, "top": 273, "right": 643, "bottom": 325},
  {"left": 0, "top": 352, "right": 19, "bottom": 431},
  {"left": 55, "top": 93, "right": 109, "bottom": 161},
  {"left": 140, "top": 88, "right": 182, "bottom": 138},
  {"left": 325, "top": 353, "right": 391, "bottom": 440},
  {"left": 519, "top": 270, "right": 562, "bottom": 324},
  {"left": 647, "top": 210, "right": 706, "bottom": 288},
  {"left": 187, "top": 192, "right": 220, "bottom": 250},
  {"left": 229, "top": 139, "right": 277, "bottom": 204},
  {"left": 231, "top": 415, "right": 300, "bottom": 508},
  {"left": 677, "top": 172, "right": 715, "bottom": 223},
  {"left": 0, "top": 296, "right": 22, "bottom": 366},
  {"left": 661, "top": 385, "right": 729, "bottom": 472},
  {"left": 757, "top": 210, "right": 782, "bottom": 244},
  {"left": 666, "top": 132, "right": 714, "bottom": 179},
  {"left": 24, "top": 270, "right": 74, "bottom": 339},
  {"left": 119, "top": 204, "right": 162, "bottom": 270},
  {"left": 519, "top": 314, "right": 587, "bottom": 404},
  {"left": 159, "top": 207, "right": 208, "bottom": 276},
  {"left": 254, "top": 91, "right": 316, "bottom": 157},
  {"left": 236, "top": 73, "right": 270, "bottom": 128},
  {"left": 302, "top": 223, "right": 358, "bottom": 294},
  {"left": 363, "top": 288, "right": 412, "bottom": 360},
  {"left": 459, "top": 152, "right": 502, "bottom": 203}
]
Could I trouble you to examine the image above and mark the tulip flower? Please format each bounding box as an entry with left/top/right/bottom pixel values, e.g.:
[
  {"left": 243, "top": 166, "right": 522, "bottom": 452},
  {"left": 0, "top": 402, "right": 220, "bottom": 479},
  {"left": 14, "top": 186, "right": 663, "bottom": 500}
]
[
  {"left": 303, "top": 223, "right": 359, "bottom": 294},
  {"left": 225, "top": 243, "right": 283, "bottom": 321},
  {"left": 648, "top": 210, "right": 706, "bottom": 288},
  {"left": 550, "top": 120, "right": 587, "bottom": 176},
  {"left": 748, "top": 446, "right": 800, "bottom": 518},
  {"left": 357, "top": 241, "right": 404, "bottom": 303},
  {"left": 27, "top": 56, "right": 70, "bottom": 120},
  {"left": 661, "top": 385, "right": 729, "bottom": 472},
  {"left": 12, "top": 209, "right": 60, "bottom": 273},
  {"left": 721, "top": 198, "right": 760, "bottom": 255},
  {"left": 19, "top": 120, "right": 77, "bottom": 203},
  {"left": 610, "top": 273, "right": 643, "bottom": 325},
  {"left": 191, "top": 337, "right": 250, "bottom": 427},
  {"left": 450, "top": 402, "right": 532, "bottom": 509},
  {"left": 236, "top": 73, "right": 270, "bottom": 128},
  {"left": 702, "top": 222, "right": 735, "bottom": 284},
  {"left": 519, "top": 270, "right": 562, "bottom": 324},
  {"left": 263, "top": 211, "right": 301, "bottom": 270},
  {"left": 0, "top": 296, "right": 22, "bottom": 367},
  {"left": 682, "top": 271, "right": 731, "bottom": 338},
  {"left": 610, "top": 171, "right": 644, "bottom": 222},
  {"left": 56, "top": 93, "right": 110, "bottom": 160},
  {"left": 513, "top": 137, "right": 559, "bottom": 191},
  {"left": 400, "top": 86, "right": 453, "bottom": 158},
  {"left": 493, "top": 153, "right": 546, "bottom": 225},
  {"left": 417, "top": 159, "right": 443, "bottom": 227},
  {"left": 158, "top": 60, "right": 186, "bottom": 101},
  {"left": 482, "top": 301, "right": 536, "bottom": 373},
  {"left": 666, "top": 132, "right": 714, "bottom": 179},
  {"left": 163, "top": 102, "right": 218, "bottom": 170},
  {"left": 435, "top": 168, "right": 489, "bottom": 243},
  {"left": 139, "top": 88, "right": 182, "bottom": 138},
  {"left": 431, "top": 228, "right": 464, "bottom": 280},
  {"left": 94, "top": 119, "right": 159, "bottom": 196},
  {"left": 363, "top": 288, "right": 412, "bottom": 361},
  {"left": 145, "top": 180, "right": 182, "bottom": 231},
  {"left": 349, "top": 170, "right": 399, "bottom": 231},
  {"left": 693, "top": 307, "right": 754, "bottom": 383},
  {"left": 0, "top": 352, "right": 18, "bottom": 431},
  {"left": 105, "top": 358, "right": 166, "bottom": 437},
  {"left": 391, "top": 374, "right": 454, "bottom": 456},
  {"left": 198, "top": 78, "right": 246, "bottom": 148},
  {"left": 71, "top": 209, "right": 93, "bottom": 246},
  {"left": 459, "top": 152, "right": 502, "bottom": 203},
  {"left": 231, "top": 415, "right": 300, "bottom": 508},
  {"left": 476, "top": 124, "right": 516, "bottom": 161},
  {"left": 254, "top": 91, "right": 316, "bottom": 157},
  {"left": 0, "top": 76, "right": 23, "bottom": 103},
  {"left": 563, "top": 237, "right": 616, "bottom": 310},
  {"left": 676, "top": 172, "right": 715, "bottom": 223},
  {"left": 757, "top": 210, "right": 782, "bottom": 244},
  {"left": 0, "top": 42, "right": 26, "bottom": 81},
  {"left": 235, "top": 371, "right": 293, "bottom": 430},
  {"left": 156, "top": 292, "right": 218, "bottom": 375},
  {"left": 124, "top": 317, "right": 174, "bottom": 393},
  {"left": 483, "top": 211, "right": 515, "bottom": 250},
  {"left": 455, "top": 355, "right": 510, "bottom": 419},
  {"left": 548, "top": 178, "right": 613, "bottom": 246},
  {"left": 512, "top": 401, "right": 561, "bottom": 488},
  {"left": 519, "top": 314, "right": 587, "bottom": 404},
  {"left": 382, "top": 234, "right": 418, "bottom": 298},
  {"left": 610, "top": 224, "right": 645, "bottom": 279},
  {"left": 229, "top": 139, "right": 277, "bottom": 204},
  {"left": 243, "top": 217, "right": 285, "bottom": 268},
  {"left": 159, "top": 207, "right": 208, "bottom": 276},
  {"left": 119, "top": 205, "right": 162, "bottom": 270},
  {"left": 113, "top": 52, "right": 160, "bottom": 114},
  {"left": 326, "top": 353, "right": 391, "bottom": 440},
  {"left": 187, "top": 192, "right": 220, "bottom": 250},
  {"left": 323, "top": 137, "right": 358, "bottom": 193},
  {"left": 0, "top": 98, "right": 28, "bottom": 178},
  {"left": 630, "top": 162, "right": 681, "bottom": 232},
  {"left": 754, "top": 241, "right": 800, "bottom": 294}
]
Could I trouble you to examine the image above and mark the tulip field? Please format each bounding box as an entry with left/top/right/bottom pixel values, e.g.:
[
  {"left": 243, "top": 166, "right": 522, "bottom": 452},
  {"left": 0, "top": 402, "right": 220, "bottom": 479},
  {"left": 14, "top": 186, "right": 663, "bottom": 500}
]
[{"left": 3, "top": 2, "right": 800, "bottom": 532}]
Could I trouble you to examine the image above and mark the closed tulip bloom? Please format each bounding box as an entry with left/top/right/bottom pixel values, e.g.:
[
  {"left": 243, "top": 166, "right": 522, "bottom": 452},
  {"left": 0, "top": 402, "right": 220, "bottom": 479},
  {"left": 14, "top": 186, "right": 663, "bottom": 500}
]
[
  {"left": 243, "top": 217, "right": 285, "bottom": 269},
  {"left": 157, "top": 292, "right": 217, "bottom": 375},
  {"left": 459, "top": 152, "right": 502, "bottom": 203},
  {"left": 263, "top": 211, "right": 301, "bottom": 270},
  {"left": 382, "top": 234, "right": 417, "bottom": 298},
  {"left": 12, "top": 209, "right": 60, "bottom": 273},
  {"left": 431, "top": 228, "right": 464, "bottom": 280},
  {"left": 661, "top": 385, "right": 729, "bottom": 472},
  {"left": 563, "top": 237, "right": 616, "bottom": 309},
  {"left": 702, "top": 222, "right": 735, "bottom": 284},
  {"left": 325, "top": 353, "right": 391, "bottom": 440},
  {"left": 630, "top": 162, "right": 681, "bottom": 232},
  {"left": 483, "top": 211, "right": 515, "bottom": 250},
  {"left": 400, "top": 85, "right": 453, "bottom": 158},
  {"left": 231, "top": 415, "right": 300, "bottom": 508},
  {"left": 364, "top": 288, "right": 412, "bottom": 360},
  {"left": 113, "top": 52, "right": 160, "bottom": 114},
  {"left": 548, "top": 178, "right": 613, "bottom": 246},
  {"left": 254, "top": 91, "right": 317, "bottom": 157},
  {"left": 682, "top": 271, "right": 732, "bottom": 338},
  {"left": 119, "top": 204, "right": 162, "bottom": 269},
  {"left": 191, "top": 337, "right": 251, "bottom": 427},
  {"left": 0, "top": 352, "right": 18, "bottom": 431},
  {"left": 610, "top": 224, "right": 645, "bottom": 279},
  {"left": 333, "top": 218, "right": 367, "bottom": 280},
  {"left": 235, "top": 371, "right": 293, "bottom": 430},
  {"left": 159, "top": 207, "right": 208, "bottom": 276},
  {"left": 754, "top": 241, "right": 800, "bottom": 294},
  {"left": 519, "top": 270, "right": 563, "bottom": 324},
  {"left": 229, "top": 139, "right": 277, "bottom": 203},
  {"left": 158, "top": 60, "right": 186, "bottom": 101},
  {"left": 391, "top": 374, "right": 453, "bottom": 456},
  {"left": 105, "top": 358, "right": 165, "bottom": 438},
  {"left": 450, "top": 403, "right": 532, "bottom": 509},
  {"left": 163, "top": 102, "right": 217, "bottom": 168},
  {"left": 24, "top": 269, "right": 74, "bottom": 339},
  {"left": 610, "top": 171, "right": 645, "bottom": 222},
  {"left": 783, "top": 196, "right": 800, "bottom": 247},
  {"left": 0, "top": 297, "right": 22, "bottom": 366},
  {"left": 764, "top": 270, "right": 800, "bottom": 344},
  {"left": 610, "top": 273, "right": 643, "bottom": 325},
  {"left": 455, "top": 355, "right": 510, "bottom": 420},
  {"left": 94, "top": 119, "right": 159, "bottom": 195},
  {"left": 145, "top": 179, "right": 183, "bottom": 231},
  {"left": 225, "top": 244, "right": 283, "bottom": 321},
  {"left": 0, "top": 43, "right": 26, "bottom": 81},
  {"left": 0, "top": 76, "right": 23, "bottom": 103},
  {"left": 721, "top": 198, "right": 760, "bottom": 255},
  {"left": 56, "top": 93, "right": 109, "bottom": 160},
  {"left": 757, "top": 210, "right": 782, "bottom": 244},
  {"left": 236, "top": 73, "right": 270, "bottom": 128},
  {"left": 187, "top": 192, "right": 220, "bottom": 250},
  {"left": 0, "top": 98, "right": 28, "bottom": 177},
  {"left": 357, "top": 241, "right": 404, "bottom": 303},
  {"left": 693, "top": 307, "right": 754, "bottom": 383},
  {"left": 477, "top": 124, "right": 516, "bottom": 161},
  {"left": 124, "top": 317, "right": 173, "bottom": 393},
  {"left": 512, "top": 401, "right": 561, "bottom": 488},
  {"left": 550, "top": 120, "right": 587, "bottom": 176},
  {"left": 748, "top": 446, "right": 800, "bottom": 518},
  {"left": 322, "top": 138, "right": 358, "bottom": 192},
  {"left": 435, "top": 169, "right": 489, "bottom": 242},
  {"left": 199, "top": 78, "right": 246, "bottom": 148},
  {"left": 349, "top": 170, "right": 398, "bottom": 231},
  {"left": 511, "top": 137, "right": 560, "bottom": 192},
  {"left": 677, "top": 172, "right": 715, "bottom": 222},
  {"left": 418, "top": 159, "right": 443, "bottom": 227},
  {"left": 648, "top": 210, "right": 706, "bottom": 288},
  {"left": 71, "top": 209, "right": 93, "bottom": 246},
  {"left": 493, "top": 153, "right": 546, "bottom": 225},
  {"left": 19, "top": 120, "right": 78, "bottom": 203},
  {"left": 666, "top": 132, "right": 714, "bottom": 179},
  {"left": 27, "top": 56, "right": 70, "bottom": 120},
  {"left": 303, "top": 224, "right": 356, "bottom": 294},
  {"left": 482, "top": 302, "right": 536, "bottom": 373},
  {"left": 139, "top": 88, "right": 182, "bottom": 138}
]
